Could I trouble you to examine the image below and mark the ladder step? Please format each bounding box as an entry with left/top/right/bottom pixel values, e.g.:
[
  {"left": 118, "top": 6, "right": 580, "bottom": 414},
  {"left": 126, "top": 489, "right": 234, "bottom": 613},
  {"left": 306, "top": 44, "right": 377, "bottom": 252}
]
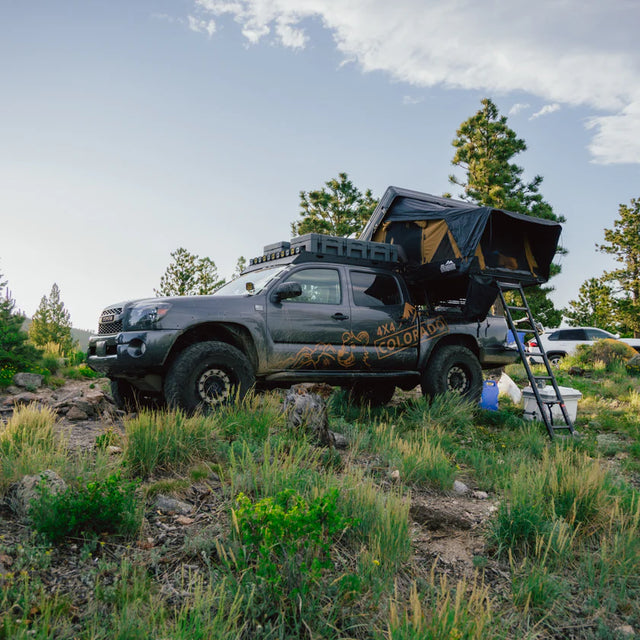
[
  {"left": 534, "top": 376, "right": 553, "bottom": 380},
  {"left": 506, "top": 306, "right": 528, "bottom": 312}
]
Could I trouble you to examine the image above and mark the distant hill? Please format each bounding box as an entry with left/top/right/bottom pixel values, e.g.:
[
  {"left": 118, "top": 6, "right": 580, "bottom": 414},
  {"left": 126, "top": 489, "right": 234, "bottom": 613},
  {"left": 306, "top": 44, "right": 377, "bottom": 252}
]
[{"left": 21, "top": 318, "right": 93, "bottom": 352}]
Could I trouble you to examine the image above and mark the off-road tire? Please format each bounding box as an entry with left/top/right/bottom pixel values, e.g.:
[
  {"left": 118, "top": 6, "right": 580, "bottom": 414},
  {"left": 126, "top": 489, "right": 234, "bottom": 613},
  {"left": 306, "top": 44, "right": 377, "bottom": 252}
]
[
  {"left": 547, "top": 352, "right": 565, "bottom": 366},
  {"left": 421, "top": 345, "right": 482, "bottom": 402},
  {"left": 164, "top": 341, "right": 255, "bottom": 412},
  {"left": 347, "top": 381, "right": 396, "bottom": 407},
  {"left": 110, "top": 379, "right": 160, "bottom": 411}
]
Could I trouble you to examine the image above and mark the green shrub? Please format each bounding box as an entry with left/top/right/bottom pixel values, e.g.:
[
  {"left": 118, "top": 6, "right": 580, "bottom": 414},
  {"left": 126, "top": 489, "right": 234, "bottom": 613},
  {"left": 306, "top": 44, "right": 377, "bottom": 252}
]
[
  {"left": 0, "top": 363, "right": 17, "bottom": 387},
  {"left": 576, "top": 339, "right": 637, "bottom": 368},
  {"left": 29, "top": 472, "right": 141, "bottom": 543}
]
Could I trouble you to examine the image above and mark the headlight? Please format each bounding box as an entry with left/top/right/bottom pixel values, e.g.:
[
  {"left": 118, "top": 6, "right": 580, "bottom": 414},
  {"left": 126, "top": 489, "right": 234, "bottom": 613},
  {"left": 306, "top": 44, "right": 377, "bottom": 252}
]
[{"left": 126, "top": 303, "right": 172, "bottom": 330}]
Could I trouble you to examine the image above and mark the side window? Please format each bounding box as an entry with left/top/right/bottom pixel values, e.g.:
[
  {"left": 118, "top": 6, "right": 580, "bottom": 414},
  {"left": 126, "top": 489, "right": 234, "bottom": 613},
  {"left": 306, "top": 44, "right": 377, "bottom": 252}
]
[
  {"left": 283, "top": 268, "right": 341, "bottom": 305},
  {"left": 350, "top": 271, "right": 402, "bottom": 307},
  {"left": 557, "top": 329, "right": 586, "bottom": 341},
  {"left": 586, "top": 328, "right": 611, "bottom": 340}
]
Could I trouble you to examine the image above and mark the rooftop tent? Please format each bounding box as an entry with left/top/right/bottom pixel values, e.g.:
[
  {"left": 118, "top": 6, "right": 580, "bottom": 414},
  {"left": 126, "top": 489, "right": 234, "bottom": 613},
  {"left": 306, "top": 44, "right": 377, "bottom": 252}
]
[{"left": 360, "top": 187, "right": 563, "bottom": 320}]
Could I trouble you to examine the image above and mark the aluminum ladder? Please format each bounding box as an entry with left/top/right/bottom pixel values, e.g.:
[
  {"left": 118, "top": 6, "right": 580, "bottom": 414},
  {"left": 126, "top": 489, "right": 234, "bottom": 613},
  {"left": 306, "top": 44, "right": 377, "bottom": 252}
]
[{"left": 497, "top": 282, "right": 577, "bottom": 439}]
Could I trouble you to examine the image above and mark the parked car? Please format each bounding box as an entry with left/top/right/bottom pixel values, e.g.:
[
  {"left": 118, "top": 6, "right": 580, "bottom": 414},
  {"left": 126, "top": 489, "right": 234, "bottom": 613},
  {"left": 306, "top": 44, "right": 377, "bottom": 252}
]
[
  {"left": 526, "top": 327, "right": 619, "bottom": 365},
  {"left": 619, "top": 338, "right": 640, "bottom": 353}
]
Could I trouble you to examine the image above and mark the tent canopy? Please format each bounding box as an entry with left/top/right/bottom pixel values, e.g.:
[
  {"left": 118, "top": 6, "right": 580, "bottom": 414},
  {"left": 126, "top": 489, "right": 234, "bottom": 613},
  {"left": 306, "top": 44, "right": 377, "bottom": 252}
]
[{"left": 360, "top": 187, "right": 563, "bottom": 320}]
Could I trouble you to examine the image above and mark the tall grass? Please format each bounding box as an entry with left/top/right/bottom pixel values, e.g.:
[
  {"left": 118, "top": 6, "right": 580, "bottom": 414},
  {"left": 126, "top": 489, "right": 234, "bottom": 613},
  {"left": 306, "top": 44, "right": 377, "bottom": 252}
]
[{"left": 0, "top": 403, "right": 67, "bottom": 492}]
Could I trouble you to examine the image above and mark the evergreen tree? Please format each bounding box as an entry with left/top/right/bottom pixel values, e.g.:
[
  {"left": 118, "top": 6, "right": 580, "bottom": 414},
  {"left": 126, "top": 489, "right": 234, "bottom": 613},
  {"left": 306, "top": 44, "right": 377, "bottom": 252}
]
[
  {"left": 28, "top": 283, "right": 75, "bottom": 354},
  {"left": 565, "top": 277, "right": 618, "bottom": 333},
  {"left": 0, "top": 271, "right": 41, "bottom": 377},
  {"left": 598, "top": 198, "right": 640, "bottom": 337},
  {"left": 449, "top": 98, "right": 564, "bottom": 327},
  {"left": 155, "top": 248, "right": 225, "bottom": 297},
  {"left": 291, "top": 172, "right": 378, "bottom": 237}
]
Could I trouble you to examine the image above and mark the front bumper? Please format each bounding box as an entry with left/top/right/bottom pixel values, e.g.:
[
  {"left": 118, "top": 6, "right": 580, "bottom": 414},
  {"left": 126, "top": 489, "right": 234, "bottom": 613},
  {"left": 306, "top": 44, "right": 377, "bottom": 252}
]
[{"left": 87, "top": 330, "right": 179, "bottom": 376}]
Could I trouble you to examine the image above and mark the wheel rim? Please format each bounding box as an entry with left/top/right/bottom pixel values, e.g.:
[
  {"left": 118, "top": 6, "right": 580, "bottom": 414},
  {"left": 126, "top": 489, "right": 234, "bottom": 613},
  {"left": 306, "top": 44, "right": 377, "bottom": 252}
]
[
  {"left": 550, "top": 356, "right": 561, "bottom": 366},
  {"left": 446, "top": 365, "right": 470, "bottom": 394},
  {"left": 197, "top": 368, "right": 232, "bottom": 405}
]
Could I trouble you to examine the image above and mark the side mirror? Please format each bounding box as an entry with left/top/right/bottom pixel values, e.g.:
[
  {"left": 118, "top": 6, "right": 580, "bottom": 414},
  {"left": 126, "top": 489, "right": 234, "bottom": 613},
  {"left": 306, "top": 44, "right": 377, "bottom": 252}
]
[{"left": 271, "top": 281, "right": 302, "bottom": 303}]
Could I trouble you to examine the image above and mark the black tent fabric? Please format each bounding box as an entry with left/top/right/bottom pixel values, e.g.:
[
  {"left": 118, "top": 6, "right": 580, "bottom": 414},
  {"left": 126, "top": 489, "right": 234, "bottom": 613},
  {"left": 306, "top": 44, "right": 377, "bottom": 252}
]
[{"left": 360, "top": 187, "right": 563, "bottom": 320}]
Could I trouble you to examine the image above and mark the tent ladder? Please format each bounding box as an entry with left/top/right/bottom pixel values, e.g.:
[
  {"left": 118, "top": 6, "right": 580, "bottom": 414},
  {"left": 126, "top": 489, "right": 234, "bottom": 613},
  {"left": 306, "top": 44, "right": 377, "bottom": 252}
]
[{"left": 497, "top": 282, "right": 577, "bottom": 440}]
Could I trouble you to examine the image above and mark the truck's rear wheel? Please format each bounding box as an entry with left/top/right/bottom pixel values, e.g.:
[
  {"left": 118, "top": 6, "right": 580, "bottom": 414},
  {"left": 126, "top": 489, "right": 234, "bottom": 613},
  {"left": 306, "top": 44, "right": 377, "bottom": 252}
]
[
  {"left": 164, "top": 341, "right": 255, "bottom": 412},
  {"left": 421, "top": 345, "right": 482, "bottom": 402},
  {"left": 347, "top": 381, "right": 396, "bottom": 407}
]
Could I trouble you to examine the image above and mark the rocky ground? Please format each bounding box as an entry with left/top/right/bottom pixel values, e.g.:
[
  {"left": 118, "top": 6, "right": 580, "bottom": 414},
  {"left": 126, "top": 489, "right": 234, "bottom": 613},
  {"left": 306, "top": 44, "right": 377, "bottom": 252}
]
[{"left": 0, "top": 378, "right": 508, "bottom": 625}]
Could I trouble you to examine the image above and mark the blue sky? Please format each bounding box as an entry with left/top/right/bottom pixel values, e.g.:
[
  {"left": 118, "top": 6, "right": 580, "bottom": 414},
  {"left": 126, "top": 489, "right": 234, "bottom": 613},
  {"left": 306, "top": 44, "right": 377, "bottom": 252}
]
[{"left": 2, "top": 0, "right": 639, "bottom": 330}]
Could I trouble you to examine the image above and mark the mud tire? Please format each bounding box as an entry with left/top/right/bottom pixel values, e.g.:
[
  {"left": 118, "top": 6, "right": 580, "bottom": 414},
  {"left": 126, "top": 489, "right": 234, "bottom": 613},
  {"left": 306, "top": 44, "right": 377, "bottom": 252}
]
[
  {"left": 421, "top": 345, "right": 482, "bottom": 402},
  {"left": 164, "top": 341, "right": 254, "bottom": 412}
]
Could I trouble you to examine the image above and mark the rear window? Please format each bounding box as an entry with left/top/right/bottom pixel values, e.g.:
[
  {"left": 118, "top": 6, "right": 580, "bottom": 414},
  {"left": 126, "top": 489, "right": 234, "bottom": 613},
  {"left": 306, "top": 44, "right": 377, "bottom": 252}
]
[{"left": 549, "top": 329, "right": 586, "bottom": 341}]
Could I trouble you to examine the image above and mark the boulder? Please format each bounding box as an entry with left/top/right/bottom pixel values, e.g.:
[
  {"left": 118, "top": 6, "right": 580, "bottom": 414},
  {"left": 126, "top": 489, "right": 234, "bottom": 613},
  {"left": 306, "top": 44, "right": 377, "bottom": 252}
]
[
  {"left": 66, "top": 406, "right": 89, "bottom": 421},
  {"left": 13, "top": 373, "right": 43, "bottom": 389},
  {"left": 6, "top": 470, "right": 67, "bottom": 519},
  {"left": 154, "top": 495, "right": 193, "bottom": 515},
  {"left": 283, "top": 383, "right": 335, "bottom": 447}
]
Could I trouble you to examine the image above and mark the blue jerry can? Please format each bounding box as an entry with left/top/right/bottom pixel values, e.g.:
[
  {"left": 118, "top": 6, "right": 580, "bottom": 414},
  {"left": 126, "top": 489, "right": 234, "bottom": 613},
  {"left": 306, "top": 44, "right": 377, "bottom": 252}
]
[{"left": 480, "top": 380, "right": 499, "bottom": 411}]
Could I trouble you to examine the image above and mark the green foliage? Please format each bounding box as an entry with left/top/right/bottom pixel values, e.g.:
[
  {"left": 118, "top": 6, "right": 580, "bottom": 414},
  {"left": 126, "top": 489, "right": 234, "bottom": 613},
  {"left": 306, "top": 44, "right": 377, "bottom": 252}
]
[
  {"left": 291, "top": 172, "right": 378, "bottom": 237},
  {"left": 0, "top": 404, "right": 67, "bottom": 492},
  {"left": 222, "top": 488, "right": 355, "bottom": 637},
  {"left": 565, "top": 277, "right": 619, "bottom": 333},
  {"left": 124, "top": 410, "right": 221, "bottom": 478},
  {"left": 29, "top": 472, "right": 141, "bottom": 543},
  {"left": 28, "top": 284, "right": 76, "bottom": 355},
  {"left": 0, "top": 271, "right": 42, "bottom": 377},
  {"left": 575, "top": 338, "right": 638, "bottom": 368},
  {"left": 155, "top": 247, "right": 225, "bottom": 296},
  {"left": 598, "top": 197, "right": 640, "bottom": 337}
]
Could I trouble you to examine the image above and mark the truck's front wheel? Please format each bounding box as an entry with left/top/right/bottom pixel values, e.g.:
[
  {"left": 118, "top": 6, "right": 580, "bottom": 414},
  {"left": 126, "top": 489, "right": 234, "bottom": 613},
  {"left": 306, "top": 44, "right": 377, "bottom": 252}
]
[
  {"left": 421, "top": 345, "right": 482, "bottom": 402},
  {"left": 164, "top": 341, "right": 255, "bottom": 412}
]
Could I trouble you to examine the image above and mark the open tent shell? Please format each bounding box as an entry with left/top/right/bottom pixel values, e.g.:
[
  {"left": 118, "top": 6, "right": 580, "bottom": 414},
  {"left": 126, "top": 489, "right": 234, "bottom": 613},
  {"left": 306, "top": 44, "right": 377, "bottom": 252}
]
[{"left": 360, "top": 187, "right": 562, "bottom": 320}]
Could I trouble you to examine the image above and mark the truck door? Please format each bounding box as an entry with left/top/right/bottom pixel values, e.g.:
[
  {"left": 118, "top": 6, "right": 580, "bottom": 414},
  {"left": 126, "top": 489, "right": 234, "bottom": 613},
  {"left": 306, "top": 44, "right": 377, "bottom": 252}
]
[
  {"left": 265, "top": 266, "right": 351, "bottom": 370},
  {"left": 346, "top": 269, "right": 418, "bottom": 370}
]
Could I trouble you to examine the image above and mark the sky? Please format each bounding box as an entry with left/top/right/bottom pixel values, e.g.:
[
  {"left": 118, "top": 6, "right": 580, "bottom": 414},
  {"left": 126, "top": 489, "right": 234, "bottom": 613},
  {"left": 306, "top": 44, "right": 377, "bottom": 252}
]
[{"left": 2, "top": 0, "right": 639, "bottom": 331}]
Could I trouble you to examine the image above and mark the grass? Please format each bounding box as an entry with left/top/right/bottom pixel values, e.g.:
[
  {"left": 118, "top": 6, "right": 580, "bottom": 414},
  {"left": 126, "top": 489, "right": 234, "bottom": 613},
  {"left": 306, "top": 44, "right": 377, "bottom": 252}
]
[{"left": 1, "top": 361, "right": 640, "bottom": 638}]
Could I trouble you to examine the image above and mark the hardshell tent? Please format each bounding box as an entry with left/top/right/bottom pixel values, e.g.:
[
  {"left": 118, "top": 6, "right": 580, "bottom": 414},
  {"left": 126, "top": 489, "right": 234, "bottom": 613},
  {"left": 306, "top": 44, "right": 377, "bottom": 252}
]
[{"left": 360, "top": 187, "right": 562, "bottom": 320}]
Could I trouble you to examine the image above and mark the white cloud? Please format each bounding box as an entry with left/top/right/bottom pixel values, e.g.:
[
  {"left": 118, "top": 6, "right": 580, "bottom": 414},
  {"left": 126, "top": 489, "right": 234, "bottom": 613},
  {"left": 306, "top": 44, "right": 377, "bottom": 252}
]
[
  {"left": 508, "top": 103, "right": 530, "bottom": 116},
  {"left": 530, "top": 103, "right": 561, "bottom": 120},
  {"left": 191, "top": 0, "right": 640, "bottom": 164},
  {"left": 402, "top": 95, "right": 423, "bottom": 105},
  {"left": 188, "top": 15, "right": 217, "bottom": 37}
]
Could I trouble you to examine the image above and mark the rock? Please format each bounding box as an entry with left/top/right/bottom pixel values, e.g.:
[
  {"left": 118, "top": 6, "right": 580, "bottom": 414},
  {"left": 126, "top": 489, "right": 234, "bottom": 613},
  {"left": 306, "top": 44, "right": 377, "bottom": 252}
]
[
  {"left": 329, "top": 430, "right": 349, "bottom": 449},
  {"left": 453, "top": 480, "right": 469, "bottom": 495},
  {"left": 6, "top": 470, "right": 67, "bottom": 519},
  {"left": 283, "top": 383, "right": 335, "bottom": 447},
  {"left": 10, "top": 392, "right": 40, "bottom": 406},
  {"left": 614, "top": 625, "right": 635, "bottom": 638},
  {"left": 472, "top": 490, "right": 489, "bottom": 500},
  {"left": 4, "top": 385, "right": 20, "bottom": 395},
  {"left": 389, "top": 469, "right": 401, "bottom": 482},
  {"left": 410, "top": 502, "right": 474, "bottom": 530},
  {"left": 107, "top": 446, "right": 123, "bottom": 455},
  {"left": 13, "top": 373, "right": 43, "bottom": 389},
  {"left": 568, "top": 366, "right": 585, "bottom": 376},
  {"left": 154, "top": 495, "right": 193, "bottom": 515},
  {"left": 66, "top": 406, "right": 89, "bottom": 421}
]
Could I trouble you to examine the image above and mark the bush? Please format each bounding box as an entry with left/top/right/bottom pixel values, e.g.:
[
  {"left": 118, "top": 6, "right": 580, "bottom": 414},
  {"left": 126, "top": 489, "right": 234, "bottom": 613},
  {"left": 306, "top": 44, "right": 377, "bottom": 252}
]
[
  {"left": 29, "top": 472, "right": 141, "bottom": 543},
  {"left": 575, "top": 339, "right": 637, "bottom": 368}
]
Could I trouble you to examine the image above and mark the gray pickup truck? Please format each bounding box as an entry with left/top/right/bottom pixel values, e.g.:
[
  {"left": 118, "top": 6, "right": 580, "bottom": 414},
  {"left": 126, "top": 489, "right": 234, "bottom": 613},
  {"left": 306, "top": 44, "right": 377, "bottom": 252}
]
[{"left": 87, "top": 237, "right": 517, "bottom": 411}]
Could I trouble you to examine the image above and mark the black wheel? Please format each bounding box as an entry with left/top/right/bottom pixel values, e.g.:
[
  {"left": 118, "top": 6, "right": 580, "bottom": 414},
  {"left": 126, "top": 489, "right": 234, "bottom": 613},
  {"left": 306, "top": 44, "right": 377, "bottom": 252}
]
[
  {"left": 110, "top": 379, "right": 160, "bottom": 411},
  {"left": 421, "top": 345, "right": 482, "bottom": 402},
  {"left": 164, "top": 341, "right": 255, "bottom": 412},
  {"left": 347, "top": 381, "right": 396, "bottom": 407},
  {"left": 548, "top": 353, "right": 565, "bottom": 366}
]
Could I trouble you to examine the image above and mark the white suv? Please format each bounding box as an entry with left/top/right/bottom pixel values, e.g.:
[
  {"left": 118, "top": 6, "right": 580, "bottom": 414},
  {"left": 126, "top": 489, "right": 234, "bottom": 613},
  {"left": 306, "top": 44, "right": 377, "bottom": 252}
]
[{"left": 526, "top": 327, "right": 618, "bottom": 365}]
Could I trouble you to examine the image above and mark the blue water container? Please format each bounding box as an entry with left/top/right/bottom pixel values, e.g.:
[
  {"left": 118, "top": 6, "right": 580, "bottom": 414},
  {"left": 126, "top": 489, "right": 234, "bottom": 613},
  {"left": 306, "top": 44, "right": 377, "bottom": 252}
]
[
  {"left": 480, "top": 380, "right": 499, "bottom": 411},
  {"left": 506, "top": 330, "right": 526, "bottom": 348}
]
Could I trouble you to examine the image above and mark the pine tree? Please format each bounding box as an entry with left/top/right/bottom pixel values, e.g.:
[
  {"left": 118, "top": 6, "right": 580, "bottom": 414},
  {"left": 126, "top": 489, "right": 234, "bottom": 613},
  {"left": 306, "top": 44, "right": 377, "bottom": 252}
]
[
  {"left": 0, "top": 271, "right": 41, "bottom": 378},
  {"left": 449, "top": 98, "right": 565, "bottom": 327},
  {"left": 155, "top": 248, "right": 225, "bottom": 297},
  {"left": 28, "top": 283, "right": 75, "bottom": 354},
  {"left": 565, "top": 277, "right": 618, "bottom": 333},
  {"left": 598, "top": 198, "right": 640, "bottom": 337},
  {"left": 291, "top": 172, "right": 378, "bottom": 237}
]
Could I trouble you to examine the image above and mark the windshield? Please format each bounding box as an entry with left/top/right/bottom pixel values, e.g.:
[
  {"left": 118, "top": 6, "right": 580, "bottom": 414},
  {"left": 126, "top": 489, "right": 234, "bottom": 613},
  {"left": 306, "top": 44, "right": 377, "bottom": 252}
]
[{"left": 213, "top": 266, "right": 287, "bottom": 296}]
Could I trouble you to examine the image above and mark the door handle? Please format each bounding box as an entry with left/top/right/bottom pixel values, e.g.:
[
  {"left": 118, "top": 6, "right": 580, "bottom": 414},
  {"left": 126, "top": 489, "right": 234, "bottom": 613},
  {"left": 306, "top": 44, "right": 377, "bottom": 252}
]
[{"left": 331, "top": 313, "right": 349, "bottom": 321}]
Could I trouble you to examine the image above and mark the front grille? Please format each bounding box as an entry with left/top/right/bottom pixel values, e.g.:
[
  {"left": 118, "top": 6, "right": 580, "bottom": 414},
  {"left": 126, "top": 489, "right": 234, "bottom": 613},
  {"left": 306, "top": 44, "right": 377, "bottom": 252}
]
[
  {"left": 98, "top": 306, "right": 123, "bottom": 335},
  {"left": 98, "top": 320, "right": 122, "bottom": 335}
]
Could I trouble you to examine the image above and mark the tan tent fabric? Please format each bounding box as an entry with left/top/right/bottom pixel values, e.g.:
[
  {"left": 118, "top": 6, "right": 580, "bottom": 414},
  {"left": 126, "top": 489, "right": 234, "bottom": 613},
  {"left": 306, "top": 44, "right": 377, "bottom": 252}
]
[
  {"left": 421, "top": 220, "right": 448, "bottom": 263},
  {"left": 475, "top": 245, "right": 486, "bottom": 270},
  {"left": 524, "top": 238, "right": 539, "bottom": 277},
  {"left": 446, "top": 229, "right": 462, "bottom": 259}
]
